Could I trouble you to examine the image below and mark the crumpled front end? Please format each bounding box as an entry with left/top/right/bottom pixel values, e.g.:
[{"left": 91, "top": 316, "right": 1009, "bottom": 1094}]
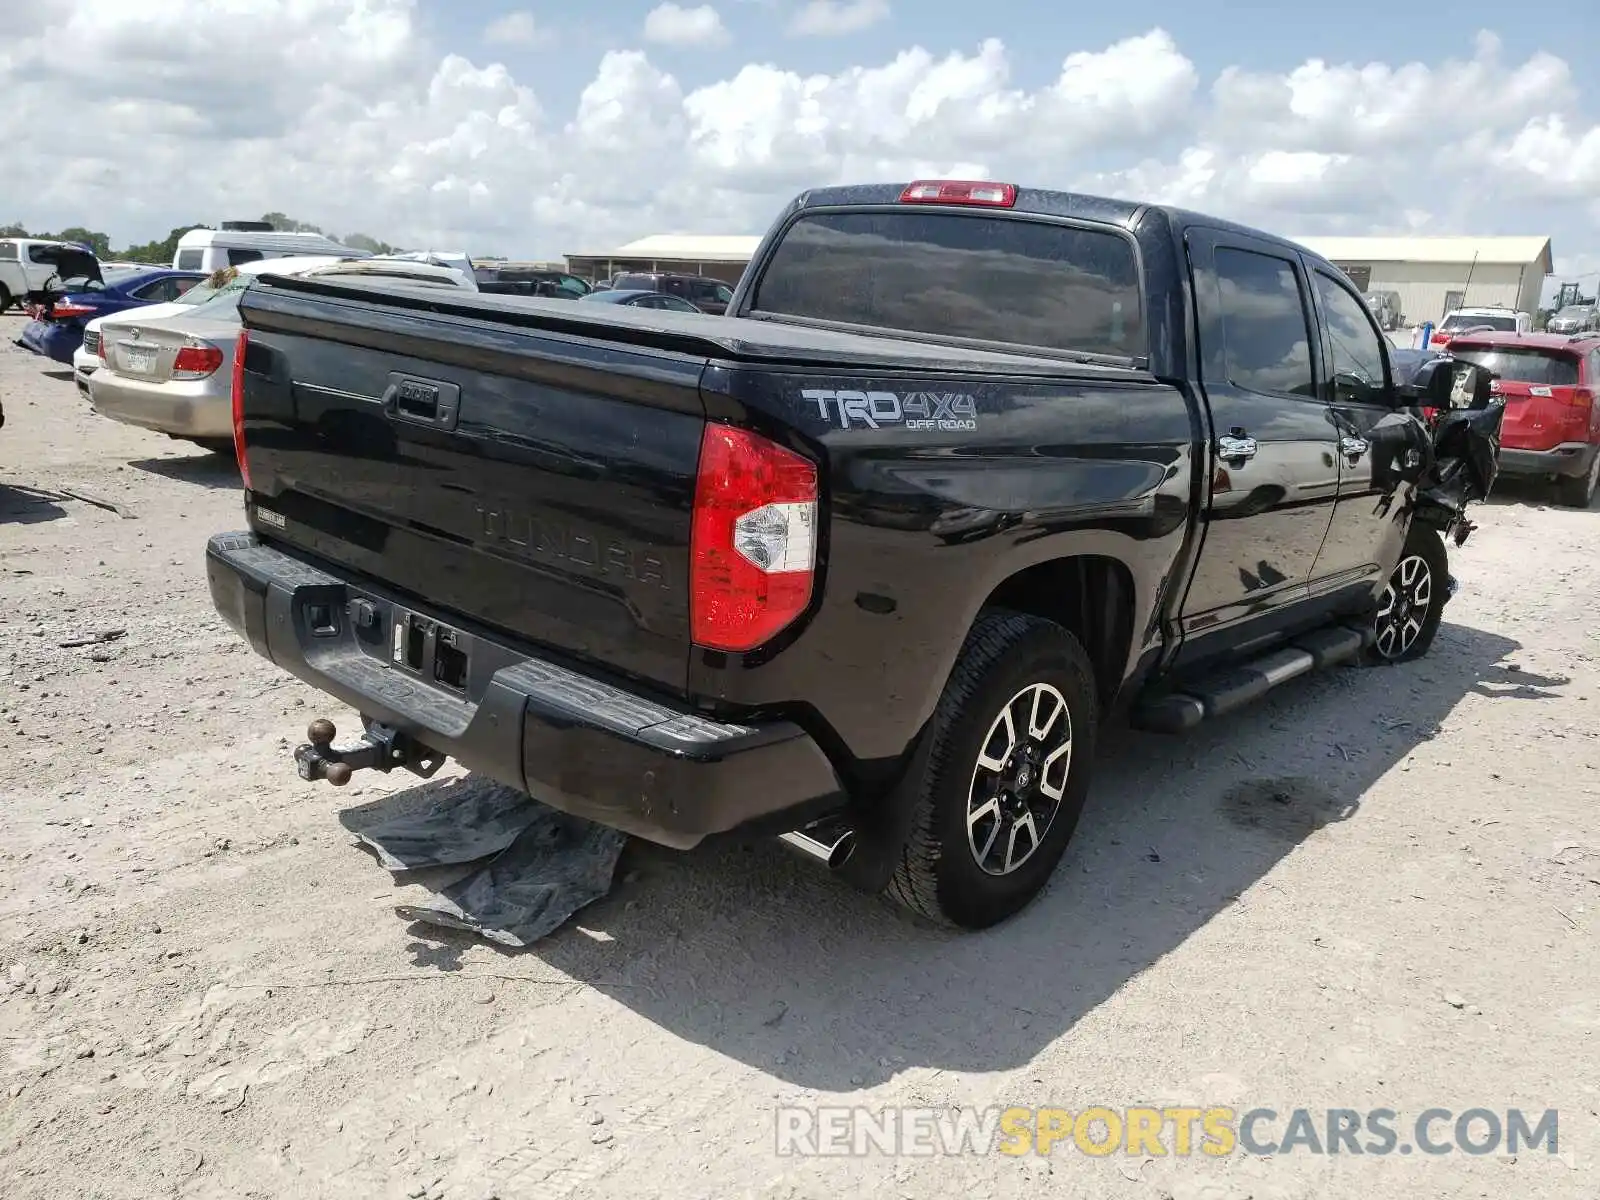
[{"left": 1414, "top": 400, "right": 1506, "bottom": 545}]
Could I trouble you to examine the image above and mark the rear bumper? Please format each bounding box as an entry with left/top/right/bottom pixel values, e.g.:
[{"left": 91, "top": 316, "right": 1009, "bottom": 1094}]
[
  {"left": 1497, "top": 441, "right": 1597, "bottom": 479},
  {"left": 89, "top": 370, "right": 231, "bottom": 438},
  {"left": 17, "top": 321, "right": 79, "bottom": 364},
  {"left": 205, "top": 532, "right": 846, "bottom": 849}
]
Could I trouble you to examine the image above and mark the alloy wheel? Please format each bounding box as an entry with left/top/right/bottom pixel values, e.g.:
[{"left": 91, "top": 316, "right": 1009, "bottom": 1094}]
[
  {"left": 966, "top": 682, "right": 1073, "bottom": 876},
  {"left": 1374, "top": 554, "right": 1433, "bottom": 660}
]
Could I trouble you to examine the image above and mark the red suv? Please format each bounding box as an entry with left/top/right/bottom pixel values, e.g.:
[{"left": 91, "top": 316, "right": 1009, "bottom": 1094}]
[{"left": 1447, "top": 332, "right": 1600, "bottom": 506}]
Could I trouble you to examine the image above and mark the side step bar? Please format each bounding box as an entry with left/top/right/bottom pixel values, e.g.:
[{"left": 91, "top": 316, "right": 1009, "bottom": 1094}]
[{"left": 1131, "top": 623, "right": 1371, "bottom": 734}]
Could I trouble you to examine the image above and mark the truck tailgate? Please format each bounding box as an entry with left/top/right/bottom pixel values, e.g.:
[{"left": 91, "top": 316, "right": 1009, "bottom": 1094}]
[{"left": 234, "top": 282, "right": 708, "bottom": 695}]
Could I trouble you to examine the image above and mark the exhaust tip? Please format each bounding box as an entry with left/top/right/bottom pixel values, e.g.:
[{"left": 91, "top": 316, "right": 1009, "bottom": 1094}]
[{"left": 778, "top": 820, "right": 856, "bottom": 871}]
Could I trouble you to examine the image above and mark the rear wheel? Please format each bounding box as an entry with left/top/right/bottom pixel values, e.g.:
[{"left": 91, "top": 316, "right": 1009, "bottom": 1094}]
[
  {"left": 0, "top": 284, "right": 11, "bottom": 312},
  {"left": 1555, "top": 451, "right": 1600, "bottom": 508},
  {"left": 1367, "top": 524, "right": 1448, "bottom": 664},
  {"left": 884, "top": 611, "right": 1098, "bottom": 930}
]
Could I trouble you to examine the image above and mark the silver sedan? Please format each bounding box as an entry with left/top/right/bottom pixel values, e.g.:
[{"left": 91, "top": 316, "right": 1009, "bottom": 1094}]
[{"left": 89, "top": 306, "right": 242, "bottom": 451}]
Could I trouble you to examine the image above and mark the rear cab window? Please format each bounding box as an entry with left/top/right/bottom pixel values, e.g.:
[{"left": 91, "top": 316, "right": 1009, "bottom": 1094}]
[
  {"left": 176, "top": 249, "right": 203, "bottom": 270},
  {"left": 0, "top": 240, "right": 17, "bottom": 261},
  {"left": 1442, "top": 312, "right": 1517, "bottom": 333},
  {"left": 1450, "top": 345, "right": 1580, "bottom": 387},
  {"left": 747, "top": 210, "right": 1145, "bottom": 360}
]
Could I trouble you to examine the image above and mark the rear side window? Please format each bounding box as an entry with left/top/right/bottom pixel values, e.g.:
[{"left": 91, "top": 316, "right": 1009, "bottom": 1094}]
[
  {"left": 176, "top": 249, "right": 203, "bottom": 270},
  {"left": 228, "top": 249, "right": 264, "bottom": 266},
  {"left": 0, "top": 240, "right": 16, "bottom": 261},
  {"left": 1450, "top": 347, "right": 1580, "bottom": 386},
  {"left": 1212, "top": 247, "right": 1316, "bottom": 398},
  {"left": 750, "top": 211, "right": 1145, "bottom": 358}
]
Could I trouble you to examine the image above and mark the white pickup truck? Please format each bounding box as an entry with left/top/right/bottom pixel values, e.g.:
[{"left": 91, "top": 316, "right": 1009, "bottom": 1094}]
[{"left": 0, "top": 238, "right": 96, "bottom": 311}]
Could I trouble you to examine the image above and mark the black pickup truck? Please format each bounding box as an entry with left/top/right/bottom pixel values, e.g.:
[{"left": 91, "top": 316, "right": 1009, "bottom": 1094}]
[{"left": 206, "top": 180, "right": 1502, "bottom": 929}]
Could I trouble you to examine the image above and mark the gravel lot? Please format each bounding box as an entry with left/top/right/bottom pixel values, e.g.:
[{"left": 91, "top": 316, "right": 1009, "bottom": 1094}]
[{"left": 1, "top": 311, "right": 1596, "bottom": 1199}]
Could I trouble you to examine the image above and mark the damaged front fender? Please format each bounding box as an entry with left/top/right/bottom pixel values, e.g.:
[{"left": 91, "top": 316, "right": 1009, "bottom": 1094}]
[{"left": 1409, "top": 357, "right": 1506, "bottom": 543}]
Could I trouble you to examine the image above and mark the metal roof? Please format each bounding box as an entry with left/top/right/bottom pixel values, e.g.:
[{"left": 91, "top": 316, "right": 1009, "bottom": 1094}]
[
  {"left": 566, "top": 234, "right": 763, "bottom": 262},
  {"left": 1290, "top": 235, "right": 1553, "bottom": 272}
]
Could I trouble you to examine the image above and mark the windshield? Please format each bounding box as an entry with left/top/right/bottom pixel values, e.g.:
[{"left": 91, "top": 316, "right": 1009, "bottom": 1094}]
[
  {"left": 1554, "top": 306, "right": 1592, "bottom": 320},
  {"left": 750, "top": 210, "right": 1145, "bottom": 359},
  {"left": 1451, "top": 347, "right": 1580, "bottom": 386},
  {"left": 1442, "top": 312, "right": 1516, "bottom": 331}
]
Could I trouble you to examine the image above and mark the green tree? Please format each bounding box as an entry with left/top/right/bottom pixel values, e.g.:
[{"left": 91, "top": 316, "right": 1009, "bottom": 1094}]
[
  {"left": 54, "top": 227, "right": 113, "bottom": 258},
  {"left": 343, "top": 232, "right": 397, "bottom": 255},
  {"left": 118, "top": 224, "right": 211, "bottom": 265},
  {"left": 260, "top": 211, "right": 324, "bottom": 235}
]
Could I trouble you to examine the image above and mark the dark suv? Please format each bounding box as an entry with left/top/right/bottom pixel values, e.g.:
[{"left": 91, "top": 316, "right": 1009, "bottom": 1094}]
[{"left": 610, "top": 272, "right": 733, "bottom": 315}]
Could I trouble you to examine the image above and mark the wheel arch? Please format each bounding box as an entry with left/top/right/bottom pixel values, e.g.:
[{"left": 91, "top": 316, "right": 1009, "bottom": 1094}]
[{"left": 980, "top": 553, "right": 1139, "bottom": 715}]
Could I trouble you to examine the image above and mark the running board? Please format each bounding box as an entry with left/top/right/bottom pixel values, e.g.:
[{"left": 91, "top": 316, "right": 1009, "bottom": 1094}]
[{"left": 1132, "top": 623, "right": 1371, "bottom": 734}]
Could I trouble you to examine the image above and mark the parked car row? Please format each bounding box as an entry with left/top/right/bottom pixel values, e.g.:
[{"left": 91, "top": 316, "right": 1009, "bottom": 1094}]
[
  {"left": 5, "top": 229, "right": 749, "bottom": 451},
  {"left": 6, "top": 242, "right": 476, "bottom": 454}
]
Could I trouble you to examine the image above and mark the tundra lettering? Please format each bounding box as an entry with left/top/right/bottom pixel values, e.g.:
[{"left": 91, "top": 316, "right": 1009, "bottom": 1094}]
[{"left": 474, "top": 506, "right": 669, "bottom": 589}]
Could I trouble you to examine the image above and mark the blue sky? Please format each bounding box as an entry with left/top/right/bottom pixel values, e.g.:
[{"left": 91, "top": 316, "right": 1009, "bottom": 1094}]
[
  {"left": 9, "top": 0, "right": 1598, "bottom": 290},
  {"left": 444, "top": 0, "right": 1600, "bottom": 116}
]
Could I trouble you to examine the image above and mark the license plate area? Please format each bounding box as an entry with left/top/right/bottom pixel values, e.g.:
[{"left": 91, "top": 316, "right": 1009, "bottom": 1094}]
[
  {"left": 392, "top": 611, "right": 471, "bottom": 694},
  {"left": 123, "top": 344, "right": 156, "bottom": 373}
]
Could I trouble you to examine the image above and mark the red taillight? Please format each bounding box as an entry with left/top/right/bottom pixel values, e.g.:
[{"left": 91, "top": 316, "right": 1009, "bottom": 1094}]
[
  {"left": 689, "top": 424, "right": 818, "bottom": 652},
  {"left": 231, "top": 330, "right": 251, "bottom": 490},
  {"left": 50, "top": 301, "right": 97, "bottom": 319},
  {"left": 899, "top": 179, "right": 1017, "bottom": 208},
  {"left": 172, "top": 340, "right": 224, "bottom": 379},
  {"left": 96, "top": 335, "right": 108, "bottom": 362},
  {"left": 1563, "top": 386, "right": 1594, "bottom": 408}
]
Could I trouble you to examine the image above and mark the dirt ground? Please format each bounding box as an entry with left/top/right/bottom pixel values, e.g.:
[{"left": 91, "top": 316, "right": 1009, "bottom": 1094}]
[{"left": 1, "top": 311, "right": 1595, "bottom": 1199}]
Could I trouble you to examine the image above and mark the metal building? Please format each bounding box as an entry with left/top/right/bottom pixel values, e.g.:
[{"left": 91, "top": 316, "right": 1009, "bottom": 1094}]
[
  {"left": 1290, "top": 235, "right": 1554, "bottom": 327},
  {"left": 564, "top": 234, "right": 762, "bottom": 286}
]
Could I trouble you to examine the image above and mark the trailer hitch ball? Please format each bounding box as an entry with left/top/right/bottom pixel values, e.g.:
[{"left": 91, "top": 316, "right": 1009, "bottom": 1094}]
[{"left": 308, "top": 718, "right": 337, "bottom": 747}]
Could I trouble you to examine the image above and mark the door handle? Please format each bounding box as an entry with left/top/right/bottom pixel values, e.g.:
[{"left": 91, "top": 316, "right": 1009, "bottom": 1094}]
[
  {"left": 1217, "top": 431, "right": 1258, "bottom": 461},
  {"left": 1340, "top": 435, "right": 1369, "bottom": 460}
]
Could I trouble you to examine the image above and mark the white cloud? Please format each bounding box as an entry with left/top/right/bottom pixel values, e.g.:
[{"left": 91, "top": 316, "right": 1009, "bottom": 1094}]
[
  {"left": 483, "top": 11, "right": 551, "bottom": 47},
  {"left": 643, "top": 3, "right": 731, "bottom": 48},
  {"left": 788, "top": 0, "right": 889, "bottom": 37},
  {"left": 1, "top": 4, "right": 1597, "bottom": 272}
]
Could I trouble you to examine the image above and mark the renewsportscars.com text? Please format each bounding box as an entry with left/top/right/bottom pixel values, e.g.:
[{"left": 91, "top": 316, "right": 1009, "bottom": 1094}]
[{"left": 775, "top": 1105, "right": 1559, "bottom": 1158}]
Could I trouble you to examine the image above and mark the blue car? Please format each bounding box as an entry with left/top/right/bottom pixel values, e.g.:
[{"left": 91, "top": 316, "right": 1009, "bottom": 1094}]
[{"left": 17, "top": 246, "right": 205, "bottom": 364}]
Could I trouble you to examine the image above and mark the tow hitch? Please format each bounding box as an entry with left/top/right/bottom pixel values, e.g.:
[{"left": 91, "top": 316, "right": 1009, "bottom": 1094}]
[{"left": 294, "top": 718, "right": 446, "bottom": 787}]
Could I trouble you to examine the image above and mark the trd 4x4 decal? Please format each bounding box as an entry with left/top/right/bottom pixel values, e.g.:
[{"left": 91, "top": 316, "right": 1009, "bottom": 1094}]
[{"left": 801, "top": 389, "right": 978, "bottom": 431}]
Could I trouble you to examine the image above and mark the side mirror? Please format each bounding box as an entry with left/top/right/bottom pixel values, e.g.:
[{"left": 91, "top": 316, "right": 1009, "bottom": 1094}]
[
  {"left": 1332, "top": 371, "right": 1381, "bottom": 405},
  {"left": 1400, "top": 358, "right": 1496, "bottom": 411}
]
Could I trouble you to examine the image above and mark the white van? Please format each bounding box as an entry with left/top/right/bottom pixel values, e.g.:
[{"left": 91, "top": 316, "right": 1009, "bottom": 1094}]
[{"left": 170, "top": 226, "right": 367, "bottom": 273}]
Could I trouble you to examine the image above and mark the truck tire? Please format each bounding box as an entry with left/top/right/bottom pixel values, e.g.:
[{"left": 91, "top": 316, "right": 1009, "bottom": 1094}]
[
  {"left": 885, "top": 610, "right": 1098, "bottom": 930},
  {"left": 0, "top": 284, "right": 11, "bottom": 312},
  {"left": 1366, "top": 523, "right": 1448, "bottom": 664},
  {"left": 1555, "top": 450, "right": 1600, "bottom": 508}
]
